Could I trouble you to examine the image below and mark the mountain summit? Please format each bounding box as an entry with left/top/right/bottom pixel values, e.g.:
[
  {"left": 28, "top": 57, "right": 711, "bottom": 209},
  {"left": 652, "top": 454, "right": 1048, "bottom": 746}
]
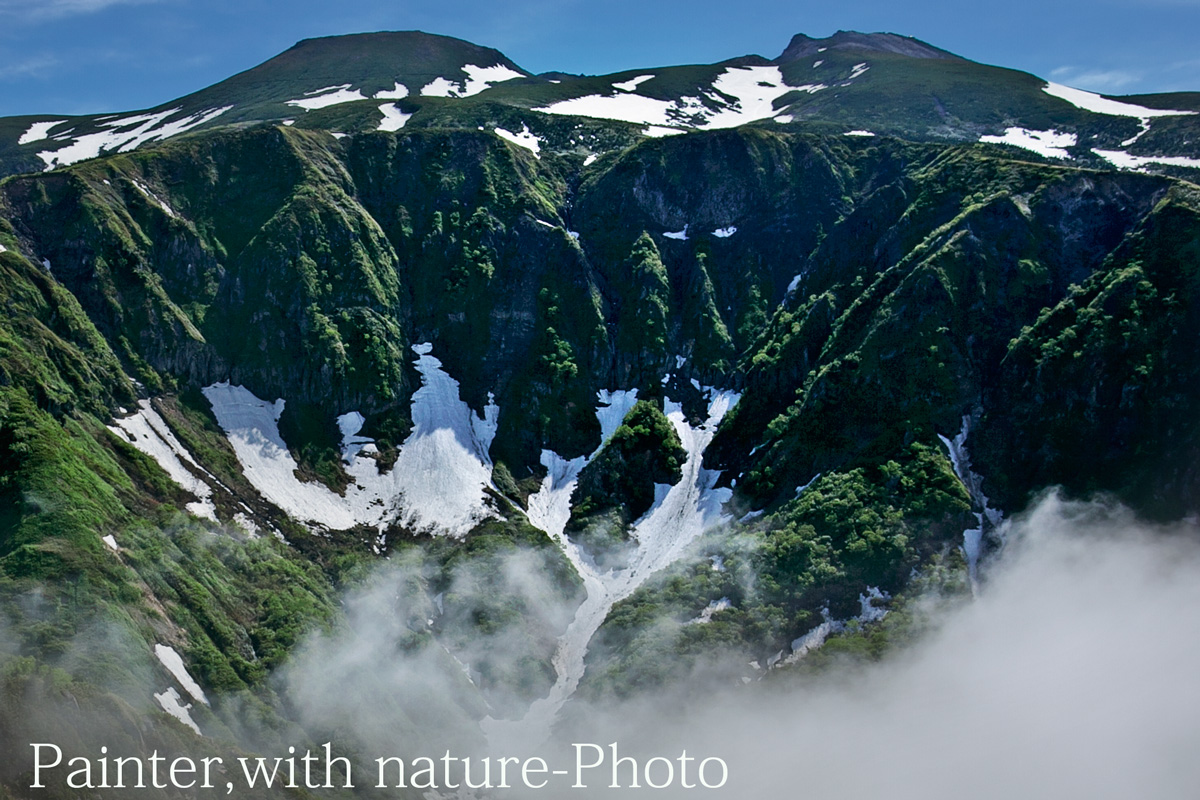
[{"left": 774, "top": 30, "right": 962, "bottom": 62}]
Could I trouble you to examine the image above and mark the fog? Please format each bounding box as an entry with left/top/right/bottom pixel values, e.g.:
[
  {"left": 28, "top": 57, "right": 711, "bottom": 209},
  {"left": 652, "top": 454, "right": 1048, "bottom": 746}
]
[{"left": 281, "top": 491, "right": 1200, "bottom": 798}]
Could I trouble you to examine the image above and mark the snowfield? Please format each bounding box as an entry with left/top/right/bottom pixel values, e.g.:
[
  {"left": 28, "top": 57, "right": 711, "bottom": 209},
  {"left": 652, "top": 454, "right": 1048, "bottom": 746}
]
[
  {"left": 420, "top": 63, "right": 524, "bottom": 98},
  {"left": 286, "top": 84, "right": 367, "bottom": 110},
  {"left": 535, "top": 66, "right": 822, "bottom": 131},
  {"left": 980, "top": 127, "right": 1077, "bottom": 160},
  {"left": 202, "top": 344, "right": 498, "bottom": 536},
  {"left": 1092, "top": 149, "right": 1200, "bottom": 170},
  {"left": 36, "top": 106, "right": 232, "bottom": 170}
]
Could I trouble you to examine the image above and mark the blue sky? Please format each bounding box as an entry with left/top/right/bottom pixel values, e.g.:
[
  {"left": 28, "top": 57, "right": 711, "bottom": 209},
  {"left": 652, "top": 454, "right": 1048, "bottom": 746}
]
[{"left": 1, "top": 0, "right": 1198, "bottom": 117}]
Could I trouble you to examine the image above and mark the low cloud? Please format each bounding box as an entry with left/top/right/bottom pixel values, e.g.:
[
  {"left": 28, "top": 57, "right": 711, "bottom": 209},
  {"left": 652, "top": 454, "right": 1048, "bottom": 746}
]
[
  {"left": 278, "top": 491, "right": 1200, "bottom": 797},
  {"left": 559, "top": 492, "right": 1200, "bottom": 798}
]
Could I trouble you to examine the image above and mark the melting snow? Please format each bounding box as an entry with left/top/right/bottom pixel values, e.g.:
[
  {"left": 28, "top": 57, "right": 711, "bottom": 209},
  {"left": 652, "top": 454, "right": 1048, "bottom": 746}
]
[
  {"left": 844, "top": 129, "right": 876, "bottom": 137},
  {"left": 775, "top": 115, "right": 794, "bottom": 124},
  {"left": 494, "top": 123, "right": 542, "bottom": 157},
  {"left": 1043, "top": 82, "right": 1196, "bottom": 119},
  {"left": 813, "top": 60, "right": 824, "bottom": 68},
  {"left": 108, "top": 401, "right": 217, "bottom": 520},
  {"left": 613, "top": 74, "right": 655, "bottom": 92},
  {"left": 36, "top": 106, "right": 231, "bottom": 170},
  {"left": 373, "top": 82, "right": 409, "bottom": 100},
  {"left": 102, "top": 534, "right": 119, "bottom": 551},
  {"left": 688, "top": 597, "right": 732, "bottom": 624},
  {"left": 939, "top": 416, "right": 1004, "bottom": 591},
  {"left": 583, "top": 153, "right": 598, "bottom": 166},
  {"left": 420, "top": 63, "right": 524, "bottom": 98},
  {"left": 377, "top": 103, "right": 412, "bottom": 132},
  {"left": 795, "top": 473, "right": 822, "bottom": 498},
  {"left": 18, "top": 119, "right": 67, "bottom": 145},
  {"left": 203, "top": 344, "right": 497, "bottom": 536},
  {"left": 154, "top": 688, "right": 201, "bottom": 735},
  {"left": 1092, "top": 149, "right": 1200, "bottom": 170},
  {"left": 337, "top": 411, "right": 372, "bottom": 462},
  {"left": 786, "top": 273, "right": 803, "bottom": 294},
  {"left": 154, "top": 644, "right": 208, "bottom": 705},
  {"left": 663, "top": 224, "right": 689, "bottom": 240},
  {"left": 858, "top": 587, "right": 890, "bottom": 623},
  {"left": 643, "top": 125, "right": 685, "bottom": 137},
  {"left": 536, "top": 66, "right": 820, "bottom": 132},
  {"left": 712, "top": 226, "right": 737, "bottom": 238},
  {"left": 847, "top": 63, "right": 870, "bottom": 81},
  {"left": 286, "top": 84, "right": 367, "bottom": 110},
  {"left": 131, "top": 179, "right": 179, "bottom": 218},
  {"left": 979, "top": 127, "right": 1076, "bottom": 159},
  {"left": 484, "top": 388, "right": 739, "bottom": 748}
]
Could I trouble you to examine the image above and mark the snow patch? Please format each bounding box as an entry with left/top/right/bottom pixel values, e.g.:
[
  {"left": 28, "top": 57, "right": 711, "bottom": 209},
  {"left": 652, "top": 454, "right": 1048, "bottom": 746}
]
[
  {"left": 202, "top": 345, "right": 498, "bottom": 536},
  {"left": 688, "top": 597, "right": 732, "bottom": 624},
  {"left": 939, "top": 416, "right": 1004, "bottom": 591},
  {"left": 1043, "top": 82, "right": 1196, "bottom": 119},
  {"left": 108, "top": 401, "right": 217, "bottom": 520},
  {"left": 813, "top": 60, "right": 824, "bottom": 68},
  {"left": 847, "top": 63, "right": 869, "bottom": 81},
  {"left": 131, "top": 179, "right": 179, "bottom": 218},
  {"left": 154, "top": 688, "right": 201, "bottom": 735},
  {"left": 102, "top": 534, "right": 119, "bottom": 551},
  {"left": 583, "top": 153, "right": 598, "bottom": 166},
  {"left": 774, "top": 115, "right": 794, "bottom": 124},
  {"left": 377, "top": 102, "right": 411, "bottom": 132},
  {"left": 420, "top": 63, "right": 524, "bottom": 98},
  {"left": 844, "top": 129, "right": 876, "bottom": 137},
  {"left": 663, "top": 224, "right": 689, "bottom": 240},
  {"left": 858, "top": 586, "right": 890, "bottom": 623},
  {"left": 373, "top": 82, "right": 409, "bottom": 100},
  {"left": 712, "top": 226, "right": 737, "bottom": 238},
  {"left": 18, "top": 119, "right": 67, "bottom": 145},
  {"left": 980, "top": 127, "right": 1076, "bottom": 159},
  {"left": 613, "top": 74, "right": 655, "bottom": 91},
  {"left": 786, "top": 273, "right": 803, "bottom": 294},
  {"left": 795, "top": 473, "right": 822, "bottom": 498},
  {"left": 536, "top": 66, "right": 820, "bottom": 132},
  {"left": 643, "top": 125, "right": 685, "bottom": 137},
  {"left": 36, "top": 107, "right": 231, "bottom": 170},
  {"left": 1092, "top": 149, "right": 1200, "bottom": 170},
  {"left": 494, "top": 123, "right": 542, "bottom": 157},
  {"left": 154, "top": 644, "right": 208, "bottom": 705},
  {"left": 287, "top": 85, "right": 368, "bottom": 110}
]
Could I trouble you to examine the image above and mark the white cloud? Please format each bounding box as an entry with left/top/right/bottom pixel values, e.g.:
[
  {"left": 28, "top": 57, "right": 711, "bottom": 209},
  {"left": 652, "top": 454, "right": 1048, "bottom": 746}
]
[
  {"left": 0, "top": 0, "right": 158, "bottom": 21},
  {"left": 1050, "top": 65, "right": 1141, "bottom": 93},
  {"left": 0, "top": 54, "right": 58, "bottom": 80}
]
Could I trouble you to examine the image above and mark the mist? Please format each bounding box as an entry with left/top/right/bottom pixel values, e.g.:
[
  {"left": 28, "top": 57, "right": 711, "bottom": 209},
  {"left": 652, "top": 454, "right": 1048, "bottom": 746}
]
[{"left": 280, "top": 491, "right": 1200, "bottom": 798}]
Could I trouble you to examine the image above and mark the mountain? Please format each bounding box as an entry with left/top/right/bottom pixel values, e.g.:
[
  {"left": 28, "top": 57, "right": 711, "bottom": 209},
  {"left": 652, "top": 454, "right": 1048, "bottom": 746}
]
[
  {"left": 0, "top": 28, "right": 1198, "bottom": 797},
  {"left": 2, "top": 30, "right": 1199, "bottom": 178}
]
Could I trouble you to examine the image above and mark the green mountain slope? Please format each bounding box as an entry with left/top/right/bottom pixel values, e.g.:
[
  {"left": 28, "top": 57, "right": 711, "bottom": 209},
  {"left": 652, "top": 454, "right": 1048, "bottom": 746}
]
[{"left": 0, "top": 27, "right": 1198, "bottom": 797}]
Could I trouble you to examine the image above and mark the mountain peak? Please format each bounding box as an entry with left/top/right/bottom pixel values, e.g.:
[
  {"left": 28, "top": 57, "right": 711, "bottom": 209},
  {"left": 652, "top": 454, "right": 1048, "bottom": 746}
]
[
  {"left": 202, "top": 29, "right": 528, "bottom": 104},
  {"left": 774, "top": 31, "right": 961, "bottom": 63}
]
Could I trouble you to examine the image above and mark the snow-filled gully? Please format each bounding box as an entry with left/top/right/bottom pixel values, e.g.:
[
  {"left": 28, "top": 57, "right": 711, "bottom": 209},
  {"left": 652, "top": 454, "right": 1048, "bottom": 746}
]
[
  {"left": 483, "top": 388, "right": 739, "bottom": 749},
  {"left": 938, "top": 416, "right": 1004, "bottom": 592}
]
